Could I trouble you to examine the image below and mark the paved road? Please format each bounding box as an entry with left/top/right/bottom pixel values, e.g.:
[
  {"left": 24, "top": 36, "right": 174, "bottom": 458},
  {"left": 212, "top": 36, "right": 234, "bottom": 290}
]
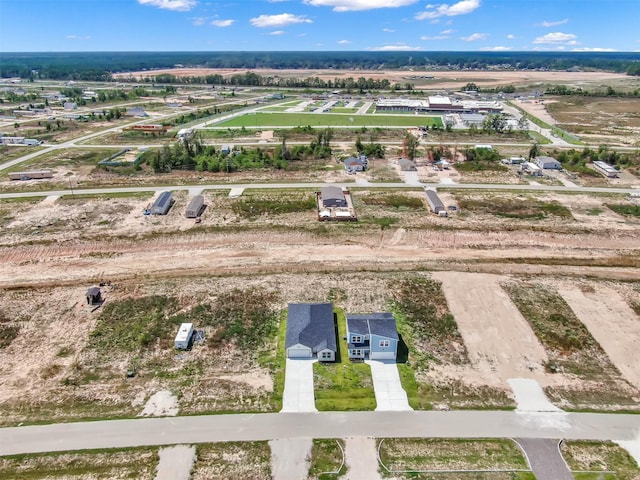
[
  {"left": 515, "top": 438, "right": 573, "bottom": 480},
  {"left": 2, "top": 411, "right": 638, "bottom": 456},
  {"left": 1, "top": 181, "right": 638, "bottom": 200}
]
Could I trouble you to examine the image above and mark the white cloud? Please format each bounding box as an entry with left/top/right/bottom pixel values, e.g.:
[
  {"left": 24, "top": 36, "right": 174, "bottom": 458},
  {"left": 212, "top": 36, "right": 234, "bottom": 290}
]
[
  {"left": 304, "top": 0, "right": 417, "bottom": 12},
  {"left": 420, "top": 35, "right": 449, "bottom": 40},
  {"left": 533, "top": 32, "right": 577, "bottom": 44},
  {"left": 65, "top": 35, "right": 91, "bottom": 40},
  {"left": 137, "top": 0, "right": 196, "bottom": 11},
  {"left": 370, "top": 44, "right": 422, "bottom": 51},
  {"left": 416, "top": 0, "right": 480, "bottom": 20},
  {"left": 250, "top": 13, "right": 312, "bottom": 27},
  {"left": 538, "top": 18, "right": 568, "bottom": 27},
  {"left": 506, "top": 34, "right": 516, "bottom": 39},
  {"left": 338, "top": 39, "right": 352, "bottom": 44},
  {"left": 572, "top": 47, "right": 616, "bottom": 52},
  {"left": 480, "top": 46, "right": 512, "bottom": 51},
  {"left": 440, "top": 29, "right": 454, "bottom": 34},
  {"left": 211, "top": 19, "right": 234, "bottom": 27},
  {"left": 192, "top": 17, "right": 205, "bottom": 26},
  {"left": 269, "top": 30, "right": 286, "bottom": 35},
  {"left": 460, "top": 32, "right": 488, "bottom": 41},
  {"left": 383, "top": 28, "right": 395, "bottom": 32}
]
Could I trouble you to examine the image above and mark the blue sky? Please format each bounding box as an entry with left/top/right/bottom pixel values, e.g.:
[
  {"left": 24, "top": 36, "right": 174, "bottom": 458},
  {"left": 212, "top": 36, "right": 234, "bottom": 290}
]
[{"left": 1, "top": 0, "right": 639, "bottom": 52}]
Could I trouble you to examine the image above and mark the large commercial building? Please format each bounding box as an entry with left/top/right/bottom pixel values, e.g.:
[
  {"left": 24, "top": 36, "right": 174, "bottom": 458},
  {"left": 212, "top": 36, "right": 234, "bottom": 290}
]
[{"left": 375, "top": 96, "right": 502, "bottom": 114}]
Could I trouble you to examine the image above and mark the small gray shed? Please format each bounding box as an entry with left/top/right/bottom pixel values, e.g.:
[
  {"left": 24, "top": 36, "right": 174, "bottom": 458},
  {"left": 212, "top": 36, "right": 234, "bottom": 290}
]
[
  {"left": 86, "top": 287, "right": 102, "bottom": 305},
  {"left": 151, "top": 191, "right": 173, "bottom": 215},
  {"left": 321, "top": 186, "right": 347, "bottom": 208},
  {"left": 399, "top": 158, "right": 417, "bottom": 171},
  {"left": 185, "top": 195, "right": 204, "bottom": 218},
  {"left": 425, "top": 189, "right": 445, "bottom": 214}
]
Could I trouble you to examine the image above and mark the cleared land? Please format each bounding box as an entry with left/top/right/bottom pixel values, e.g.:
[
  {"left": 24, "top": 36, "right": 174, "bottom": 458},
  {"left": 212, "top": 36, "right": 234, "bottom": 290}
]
[
  {"left": 431, "top": 272, "right": 549, "bottom": 383},
  {"left": 557, "top": 284, "right": 640, "bottom": 390},
  {"left": 113, "top": 68, "right": 629, "bottom": 90}
]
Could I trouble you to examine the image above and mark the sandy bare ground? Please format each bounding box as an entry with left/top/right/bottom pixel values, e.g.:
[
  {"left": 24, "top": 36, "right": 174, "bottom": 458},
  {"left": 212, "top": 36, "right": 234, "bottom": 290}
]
[
  {"left": 432, "top": 272, "right": 549, "bottom": 382},
  {"left": 139, "top": 390, "right": 179, "bottom": 417},
  {"left": 113, "top": 68, "right": 628, "bottom": 90},
  {"left": 558, "top": 284, "right": 640, "bottom": 390},
  {"left": 515, "top": 99, "right": 559, "bottom": 126},
  {"left": 344, "top": 437, "right": 381, "bottom": 480},
  {"left": 155, "top": 445, "right": 196, "bottom": 480},
  {"left": 0, "top": 239, "right": 635, "bottom": 287},
  {"left": 269, "top": 438, "right": 312, "bottom": 480}
]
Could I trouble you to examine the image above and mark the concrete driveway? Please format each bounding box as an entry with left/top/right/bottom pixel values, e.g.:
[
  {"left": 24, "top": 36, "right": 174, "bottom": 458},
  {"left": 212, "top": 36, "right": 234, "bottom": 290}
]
[
  {"left": 366, "top": 360, "right": 412, "bottom": 411},
  {"left": 281, "top": 358, "right": 317, "bottom": 413}
]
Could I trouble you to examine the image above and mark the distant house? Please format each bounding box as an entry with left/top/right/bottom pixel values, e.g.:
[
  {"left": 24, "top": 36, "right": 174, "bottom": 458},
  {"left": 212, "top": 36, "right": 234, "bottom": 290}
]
[
  {"left": 63, "top": 102, "right": 77, "bottom": 110},
  {"left": 126, "top": 107, "right": 147, "bottom": 117},
  {"left": 344, "top": 155, "right": 367, "bottom": 172},
  {"left": 534, "top": 156, "right": 562, "bottom": 170},
  {"left": 86, "top": 287, "right": 102, "bottom": 305},
  {"left": 321, "top": 186, "right": 347, "bottom": 208},
  {"left": 346, "top": 312, "right": 399, "bottom": 361},
  {"left": 398, "top": 158, "right": 417, "bottom": 171},
  {"left": 220, "top": 144, "right": 233, "bottom": 155},
  {"left": 285, "top": 303, "right": 337, "bottom": 362}
]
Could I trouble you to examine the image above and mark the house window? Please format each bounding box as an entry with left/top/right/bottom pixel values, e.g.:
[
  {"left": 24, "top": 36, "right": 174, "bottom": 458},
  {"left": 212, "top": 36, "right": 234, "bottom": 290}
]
[
  {"left": 379, "top": 340, "right": 390, "bottom": 348},
  {"left": 352, "top": 335, "right": 362, "bottom": 343},
  {"left": 351, "top": 349, "right": 362, "bottom": 356},
  {"left": 321, "top": 352, "right": 332, "bottom": 359}
]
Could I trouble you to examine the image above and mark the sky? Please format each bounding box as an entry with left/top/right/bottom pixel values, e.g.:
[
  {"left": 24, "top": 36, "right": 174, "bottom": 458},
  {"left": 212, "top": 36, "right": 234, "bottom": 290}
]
[{"left": 1, "top": 0, "right": 639, "bottom": 52}]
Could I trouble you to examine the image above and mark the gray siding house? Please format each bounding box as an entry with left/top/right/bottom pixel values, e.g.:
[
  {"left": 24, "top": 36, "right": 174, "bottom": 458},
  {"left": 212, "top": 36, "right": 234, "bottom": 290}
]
[
  {"left": 344, "top": 155, "right": 367, "bottom": 172},
  {"left": 321, "top": 186, "right": 347, "bottom": 208},
  {"left": 286, "top": 303, "right": 337, "bottom": 362},
  {"left": 534, "top": 156, "right": 562, "bottom": 170},
  {"left": 346, "top": 312, "right": 399, "bottom": 361}
]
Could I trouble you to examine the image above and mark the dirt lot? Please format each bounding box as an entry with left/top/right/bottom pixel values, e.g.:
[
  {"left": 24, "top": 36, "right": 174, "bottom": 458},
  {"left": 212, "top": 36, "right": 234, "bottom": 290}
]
[
  {"left": 431, "top": 272, "right": 549, "bottom": 383},
  {"left": 557, "top": 283, "right": 640, "bottom": 390}
]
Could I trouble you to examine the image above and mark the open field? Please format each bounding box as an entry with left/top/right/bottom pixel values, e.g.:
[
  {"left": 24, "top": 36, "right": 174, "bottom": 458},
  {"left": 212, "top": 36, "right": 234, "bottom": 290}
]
[
  {"left": 0, "top": 447, "right": 158, "bottom": 479},
  {"left": 113, "top": 68, "right": 630, "bottom": 90},
  {"left": 214, "top": 112, "right": 443, "bottom": 128},
  {"left": 561, "top": 441, "right": 640, "bottom": 480},
  {"left": 378, "top": 438, "right": 533, "bottom": 479},
  {"left": 546, "top": 96, "right": 640, "bottom": 146}
]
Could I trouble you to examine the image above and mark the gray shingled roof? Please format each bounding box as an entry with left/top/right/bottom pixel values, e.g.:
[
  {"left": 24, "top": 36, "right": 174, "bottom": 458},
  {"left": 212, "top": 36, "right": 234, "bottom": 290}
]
[
  {"left": 346, "top": 312, "right": 398, "bottom": 340},
  {"left": 286, "top": 303, "right": 336, "bottom": 353}
]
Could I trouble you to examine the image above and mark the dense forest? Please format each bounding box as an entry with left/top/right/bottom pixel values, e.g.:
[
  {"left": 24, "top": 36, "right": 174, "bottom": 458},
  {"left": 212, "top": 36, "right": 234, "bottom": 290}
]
[{"left": 1, "top": 51, "right": 639, "bottom": 80}]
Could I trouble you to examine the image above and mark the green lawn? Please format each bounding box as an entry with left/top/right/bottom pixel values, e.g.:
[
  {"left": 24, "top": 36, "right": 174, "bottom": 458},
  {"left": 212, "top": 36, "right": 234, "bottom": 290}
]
[
  {"left": 313, "top": 310, "right": 376, "bottom": 411},
  {"left": 214, "top": 112, "right": 443, "bottom": 128}
]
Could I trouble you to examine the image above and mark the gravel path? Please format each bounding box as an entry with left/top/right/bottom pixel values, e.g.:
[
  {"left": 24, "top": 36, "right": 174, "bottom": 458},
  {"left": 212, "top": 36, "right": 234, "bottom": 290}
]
[
  {"left": 155, "top": 445, "right": 196, "bottom": 480},
  {"left": 344, "top": 437, "right": 381, "bottom": 480},
  {"left": 269, "top": 437, "right": 312, "bottom": 480}
]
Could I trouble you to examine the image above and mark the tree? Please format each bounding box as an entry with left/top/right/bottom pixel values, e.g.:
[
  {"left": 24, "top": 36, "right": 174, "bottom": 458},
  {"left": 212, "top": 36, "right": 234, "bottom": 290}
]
[
  {"left": 355, "top": 136, "right": 364, "bottom": 154},
  {"left": 403, "top": 131, "right": 420, "bottom": 161},
  {"left": 517, "top": 115, "right": 529, "bottom": 131},
  {"left": 528, "top": 143, "right": 540, "bottom": 160}
]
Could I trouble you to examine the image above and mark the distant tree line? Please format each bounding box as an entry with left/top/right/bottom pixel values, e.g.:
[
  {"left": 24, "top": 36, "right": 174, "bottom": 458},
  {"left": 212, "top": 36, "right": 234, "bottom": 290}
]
[
  {"left": 2, "top": 51, "right": 640, "bottom": 80},
  {"left": 545, "top": 84, "right": 640, "bottom": 97}
]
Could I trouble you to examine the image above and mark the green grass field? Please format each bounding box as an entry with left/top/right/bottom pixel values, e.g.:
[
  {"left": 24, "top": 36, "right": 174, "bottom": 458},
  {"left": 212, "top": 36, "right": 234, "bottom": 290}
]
[{"left": 215, "top": 112, "right": 443, "bottom": 128}]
